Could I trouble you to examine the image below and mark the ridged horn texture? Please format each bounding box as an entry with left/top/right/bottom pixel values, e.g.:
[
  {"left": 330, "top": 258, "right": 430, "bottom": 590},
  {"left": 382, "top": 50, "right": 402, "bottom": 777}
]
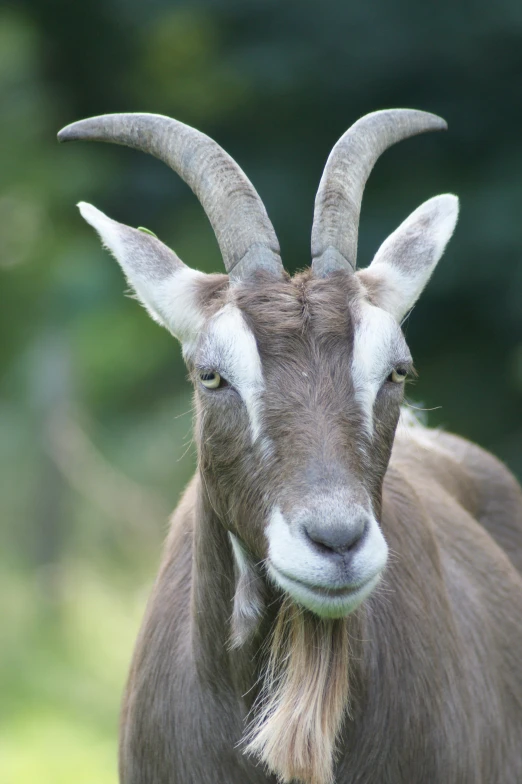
[
  {"left": 311, "top": 109, "right": 448, "bottom": 277},
  {"left": 58, "top": 113, "right": 283, "bottom": 281}
]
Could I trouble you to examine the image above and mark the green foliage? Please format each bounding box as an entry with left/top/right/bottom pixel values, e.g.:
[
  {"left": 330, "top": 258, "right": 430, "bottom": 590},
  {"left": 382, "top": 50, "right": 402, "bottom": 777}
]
[
  {"left": 0, "top": 566, "right": 143, "bottom": 784},
  {"left": 1, "top": 0, "right": 522, "bottom": 779}
]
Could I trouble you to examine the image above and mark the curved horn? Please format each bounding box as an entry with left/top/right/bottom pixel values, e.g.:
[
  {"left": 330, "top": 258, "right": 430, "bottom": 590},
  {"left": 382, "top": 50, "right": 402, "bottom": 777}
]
[
  {"left": 58, "top": 113, "right": 283, "bottom": 281},
  {"left": 311, "top": 109, "right": 447, "bottom": 277}
]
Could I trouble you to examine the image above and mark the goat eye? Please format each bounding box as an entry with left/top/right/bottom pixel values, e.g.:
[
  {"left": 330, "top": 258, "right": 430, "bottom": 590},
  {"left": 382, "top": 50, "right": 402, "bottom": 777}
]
[
  {"left": 389, "top": 367, "right": 408, "bottom": 384},
  {"left": 199, "top": 371, "right": 222, "bottom": 389}
]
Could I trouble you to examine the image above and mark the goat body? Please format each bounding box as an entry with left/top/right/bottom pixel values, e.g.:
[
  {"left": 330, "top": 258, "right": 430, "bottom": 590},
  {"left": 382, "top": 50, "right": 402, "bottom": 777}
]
[{"left": 58, "top": 109, "right": 522, "bottom": 784}]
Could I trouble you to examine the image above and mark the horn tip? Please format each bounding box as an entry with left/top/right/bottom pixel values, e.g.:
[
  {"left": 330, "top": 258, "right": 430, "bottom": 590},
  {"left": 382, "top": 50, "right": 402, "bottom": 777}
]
[
  {"left": 57, "top": 123, "right": 82, "bottom": 143},
  {"left": 403, "top": 108, "right": 448, "bottom": 131},
  {"left": 57, "top": 115, "right": 115, "bottom": 143},
  {"left": 366, "top": 108, "right": 448, "bottom": 133},
  {"left": 425, "top": 112, "right": 448, "bottom": 131}
]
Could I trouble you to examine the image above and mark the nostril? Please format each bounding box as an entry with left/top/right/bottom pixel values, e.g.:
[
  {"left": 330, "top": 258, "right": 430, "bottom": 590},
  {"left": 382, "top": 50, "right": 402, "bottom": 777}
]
[{"left": 302, "top": 517, "right": 367, "bottom": 556}]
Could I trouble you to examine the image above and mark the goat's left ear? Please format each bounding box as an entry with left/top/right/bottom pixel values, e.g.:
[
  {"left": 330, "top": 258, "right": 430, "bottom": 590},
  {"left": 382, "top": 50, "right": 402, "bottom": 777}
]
[
  {"left": 78, "top": 202, "right": 207, "bottom": 349},
  {"left": 357, "top": 194, "right": 459, "bottom": 322}
]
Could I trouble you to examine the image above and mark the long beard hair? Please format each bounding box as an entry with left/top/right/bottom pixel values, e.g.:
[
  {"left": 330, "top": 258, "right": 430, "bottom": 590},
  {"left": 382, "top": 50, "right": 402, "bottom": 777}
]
[{"left": 242, "top": 597, "right": 351, "bottom": 784}]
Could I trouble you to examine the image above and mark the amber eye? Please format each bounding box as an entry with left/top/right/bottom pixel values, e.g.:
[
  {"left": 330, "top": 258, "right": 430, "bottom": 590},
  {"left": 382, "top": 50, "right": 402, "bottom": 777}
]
[
  {"left": 389, "top": 367, "right": 408, "bottom": 383},
  {"left": 199, "top": 371, "right": 222, "bottom": 389}
]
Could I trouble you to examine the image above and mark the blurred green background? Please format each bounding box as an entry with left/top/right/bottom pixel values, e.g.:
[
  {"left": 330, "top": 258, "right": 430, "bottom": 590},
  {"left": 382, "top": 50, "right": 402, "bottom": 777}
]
[{"left": 1, "top": 1, "right": 522, "bottom": 781}]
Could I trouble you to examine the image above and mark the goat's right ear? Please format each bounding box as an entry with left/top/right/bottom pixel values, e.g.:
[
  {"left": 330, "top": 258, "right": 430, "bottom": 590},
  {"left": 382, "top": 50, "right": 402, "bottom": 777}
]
[{"left": 78, "top": 202, "right": 207, "bottom": 347}]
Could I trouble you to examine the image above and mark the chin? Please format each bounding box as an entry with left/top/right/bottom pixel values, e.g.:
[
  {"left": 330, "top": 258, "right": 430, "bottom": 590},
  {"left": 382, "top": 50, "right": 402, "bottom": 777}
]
[{"left": 267, "top": 564, "right": 383, "bottom": 619}]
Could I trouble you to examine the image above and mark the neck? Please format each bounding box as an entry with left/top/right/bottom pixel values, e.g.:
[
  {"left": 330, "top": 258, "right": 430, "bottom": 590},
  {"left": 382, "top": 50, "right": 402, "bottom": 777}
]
[
  {"left": 191, "top": 477, "right": 268, "bottom": 699},
  {"left": 190, "top": 475, "right": 363, "bottom": 784}
]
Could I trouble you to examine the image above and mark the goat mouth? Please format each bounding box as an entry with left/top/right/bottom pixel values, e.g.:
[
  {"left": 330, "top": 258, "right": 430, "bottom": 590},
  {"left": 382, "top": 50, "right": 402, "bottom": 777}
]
[{"left": 267, "top": 564, "right": 381, "bottom": 617}]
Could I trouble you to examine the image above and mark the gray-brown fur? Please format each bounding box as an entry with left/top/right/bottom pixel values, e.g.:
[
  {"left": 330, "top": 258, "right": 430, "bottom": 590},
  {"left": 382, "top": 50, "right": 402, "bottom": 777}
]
[{"left": 119, "top": 272, "right": 522, "bottom": 784}]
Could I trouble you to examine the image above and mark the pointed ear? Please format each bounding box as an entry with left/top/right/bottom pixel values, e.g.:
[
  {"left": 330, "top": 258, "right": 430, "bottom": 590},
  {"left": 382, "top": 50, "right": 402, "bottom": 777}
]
[
  {"left": 78, "top": 202, "right": 207, "bottom": 346},
  {"left": 357, "top": 194, "right": 459, "bottom": 322}
]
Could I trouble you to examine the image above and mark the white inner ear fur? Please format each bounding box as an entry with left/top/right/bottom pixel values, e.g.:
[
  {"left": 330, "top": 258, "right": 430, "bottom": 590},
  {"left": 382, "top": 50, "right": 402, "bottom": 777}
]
[
  {"left": 78, "top": 202, "right": 206, "bottom": 352},
  {"left": 358, "top": 194, "right": 459, "bottom": 322}
]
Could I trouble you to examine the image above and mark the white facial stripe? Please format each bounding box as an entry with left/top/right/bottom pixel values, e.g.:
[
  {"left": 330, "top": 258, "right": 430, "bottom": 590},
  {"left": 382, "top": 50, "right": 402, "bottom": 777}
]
[
  {"left": 351, "top": 301, "right": 408, "bottom": 436},
  {"left": 266, "top": 504, "right": 388, "bottom": 618},
  {"left": 201, "top": 303, "right": 265, "bottom": 442}
]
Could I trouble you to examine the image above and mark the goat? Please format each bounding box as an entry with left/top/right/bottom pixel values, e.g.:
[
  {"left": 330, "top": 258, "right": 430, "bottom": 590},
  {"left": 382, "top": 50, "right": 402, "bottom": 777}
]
[{"left": 58, "top": 109, "right": 522, "bottom": 784}]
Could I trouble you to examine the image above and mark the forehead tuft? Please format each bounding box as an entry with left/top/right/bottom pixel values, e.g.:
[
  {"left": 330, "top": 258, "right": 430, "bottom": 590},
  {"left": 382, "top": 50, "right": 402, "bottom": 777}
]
[{"left": 232, "top": 269, "right": 362, "bottom": 346}]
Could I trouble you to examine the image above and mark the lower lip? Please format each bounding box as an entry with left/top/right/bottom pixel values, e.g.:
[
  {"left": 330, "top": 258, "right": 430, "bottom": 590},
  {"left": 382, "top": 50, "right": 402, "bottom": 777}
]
[{"left": 270, "top": 566, "right": 377, "bottom": 600}]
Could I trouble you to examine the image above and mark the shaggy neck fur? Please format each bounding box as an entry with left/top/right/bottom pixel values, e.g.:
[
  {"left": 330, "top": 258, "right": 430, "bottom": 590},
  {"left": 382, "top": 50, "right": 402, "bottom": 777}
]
[{"left": 192, "top": 478, "right": 353, "bottom": 784}]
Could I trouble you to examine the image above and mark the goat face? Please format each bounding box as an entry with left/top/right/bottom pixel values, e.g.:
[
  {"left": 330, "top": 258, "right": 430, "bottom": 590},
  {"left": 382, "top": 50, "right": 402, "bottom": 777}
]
[
  {"left": 189, "top": 268, "right": 408, "bottom": 618},
  {"left": 65, "top": 110, "right": 458, "bottom": 620}
]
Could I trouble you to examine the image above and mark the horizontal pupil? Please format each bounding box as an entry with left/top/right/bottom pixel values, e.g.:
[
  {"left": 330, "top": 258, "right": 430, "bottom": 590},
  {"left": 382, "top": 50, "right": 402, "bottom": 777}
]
[{"left": 201, "top": 373, "right": 216, "bottom": 381}]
